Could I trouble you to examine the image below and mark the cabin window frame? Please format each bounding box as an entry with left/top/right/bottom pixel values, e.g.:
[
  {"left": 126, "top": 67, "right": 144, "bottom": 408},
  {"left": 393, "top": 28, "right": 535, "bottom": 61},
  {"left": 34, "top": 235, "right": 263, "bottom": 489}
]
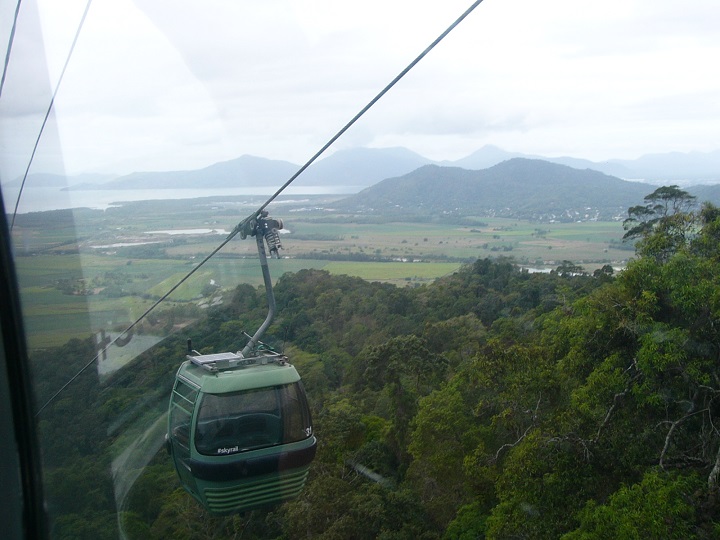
[
  {"left": 193, "top": 382, "right": 313, "bottom": 456},
  {"left": 169, "top": 378, "right": 199, "bottom": 450}
]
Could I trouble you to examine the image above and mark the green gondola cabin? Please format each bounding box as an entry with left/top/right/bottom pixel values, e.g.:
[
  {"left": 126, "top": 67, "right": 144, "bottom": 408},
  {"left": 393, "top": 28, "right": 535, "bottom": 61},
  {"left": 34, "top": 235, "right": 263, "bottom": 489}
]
[{"left": 167, "top": 350, "right": 316, "bottom": 514}]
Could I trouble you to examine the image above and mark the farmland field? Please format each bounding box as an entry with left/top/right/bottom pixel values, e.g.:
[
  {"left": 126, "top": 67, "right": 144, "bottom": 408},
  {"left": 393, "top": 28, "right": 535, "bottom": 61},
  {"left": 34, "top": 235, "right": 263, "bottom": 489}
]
[{"left": 10, "top": 196, "right": 632, "bottom": 348}]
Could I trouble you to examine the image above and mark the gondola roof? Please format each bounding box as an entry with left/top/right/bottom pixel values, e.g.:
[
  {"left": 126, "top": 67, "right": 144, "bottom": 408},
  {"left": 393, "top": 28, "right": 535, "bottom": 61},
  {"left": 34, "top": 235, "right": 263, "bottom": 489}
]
[{"left": 178, "top": 358, "right": 301, "bottom": 394}]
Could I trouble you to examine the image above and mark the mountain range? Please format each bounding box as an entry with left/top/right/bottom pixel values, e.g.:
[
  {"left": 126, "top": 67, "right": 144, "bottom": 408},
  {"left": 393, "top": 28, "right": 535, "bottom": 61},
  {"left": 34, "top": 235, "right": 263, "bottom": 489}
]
[
  {"left": 446, "top": 146, "right": 720, "bottom": 183},
  {"left": 333, "top": 159, "right": 650, "bottom": 222},
  {"left": 7, "top": 147, "right": 720, "bottom": 222},
  {"left": 8, "top": 146, "right": 720, "bottom": 192}
]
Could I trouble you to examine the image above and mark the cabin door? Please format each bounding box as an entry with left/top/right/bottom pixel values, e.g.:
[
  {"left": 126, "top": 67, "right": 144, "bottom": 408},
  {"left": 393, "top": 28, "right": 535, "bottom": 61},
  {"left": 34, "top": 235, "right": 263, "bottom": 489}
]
[{"left": 169, "top": 378, "right": 199, "bottom": 493}]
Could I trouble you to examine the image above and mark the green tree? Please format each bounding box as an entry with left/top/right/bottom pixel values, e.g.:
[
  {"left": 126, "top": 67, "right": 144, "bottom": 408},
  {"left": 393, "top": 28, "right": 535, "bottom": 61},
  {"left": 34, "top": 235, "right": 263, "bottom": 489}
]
[
  {"left": 363, "top": 335, "right": 447, "bottom": 461},
  {"left": 563, "top": 471, "right": 703, "bottom": 540},
  {"left": 484, "top": 431, "right": 595, "bottom": 539},
  {"left": 406, "top": 382, "right": 483, "bottom": 526},
  {"left": 691, "top": 201, "right": 720, "bottom": 260},
  {"left": 623, "top": 185, "right": 697, "bottom": 261}
]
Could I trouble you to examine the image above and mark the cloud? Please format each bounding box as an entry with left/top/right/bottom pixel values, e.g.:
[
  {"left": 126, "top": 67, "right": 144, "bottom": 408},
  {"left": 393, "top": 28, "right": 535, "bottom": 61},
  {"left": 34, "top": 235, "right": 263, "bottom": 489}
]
[{"left": 2, "top": 0, "right": 720, "bottom": 181}]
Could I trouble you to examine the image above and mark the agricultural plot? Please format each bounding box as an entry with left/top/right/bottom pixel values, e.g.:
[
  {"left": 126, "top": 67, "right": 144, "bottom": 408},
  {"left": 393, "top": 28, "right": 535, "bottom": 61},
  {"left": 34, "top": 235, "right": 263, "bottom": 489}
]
[
  {"left": 10, "top": 198, "right": 631, "bottom": 348},
  {"left": 324, "top": 261, "right": 462, "bottom": 287},
  {"left": 286, "top": 217, "right": 630, "bottom": 271}
]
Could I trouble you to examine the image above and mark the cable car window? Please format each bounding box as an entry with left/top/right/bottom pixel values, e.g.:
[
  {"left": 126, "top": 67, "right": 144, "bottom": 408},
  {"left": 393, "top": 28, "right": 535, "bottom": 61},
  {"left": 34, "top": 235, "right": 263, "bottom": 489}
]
[
  {"left": 279, "top": 381, "right": 313, "bottom": 441},
  {"left": 169, "top": 380, "right": 198, "bottom": 449},
  {"left": 194, "top": 382, "right": 311, "bottom": 455},
  {"left": 173, "top": 378, "right": 199, "bottom": 405}
]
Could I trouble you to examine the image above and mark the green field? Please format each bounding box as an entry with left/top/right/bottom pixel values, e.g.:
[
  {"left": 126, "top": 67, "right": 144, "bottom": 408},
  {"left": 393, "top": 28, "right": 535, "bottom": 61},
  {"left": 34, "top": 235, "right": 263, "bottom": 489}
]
[
  {"left": 324, "top": 261, "right": 462, "bottom": 286},
  {"left": 285, "top": 217, "right": 630, "bottom": 269},
  {"left": 11, "top": 199, "right": 632, "bottom": 348}
]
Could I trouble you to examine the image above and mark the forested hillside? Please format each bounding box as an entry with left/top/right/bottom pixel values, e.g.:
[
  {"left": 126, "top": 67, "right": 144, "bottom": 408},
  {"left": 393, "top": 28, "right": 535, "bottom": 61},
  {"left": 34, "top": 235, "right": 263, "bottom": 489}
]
[
  {"left": 335, "top": 159, "right": 651, "bottom": 221},
  {"left": 35, "top": 188, "right": 720, "bottom": 539}
]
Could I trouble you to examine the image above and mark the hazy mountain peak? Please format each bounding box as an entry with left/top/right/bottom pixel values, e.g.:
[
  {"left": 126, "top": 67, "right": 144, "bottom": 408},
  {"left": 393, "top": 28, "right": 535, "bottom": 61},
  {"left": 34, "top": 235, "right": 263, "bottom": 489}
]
[
  {"left": 335, "top": 157, "right": 661, "bottom": 222},
  {"left": 41, "top": 145, "right": 720, "bottom": 192}
]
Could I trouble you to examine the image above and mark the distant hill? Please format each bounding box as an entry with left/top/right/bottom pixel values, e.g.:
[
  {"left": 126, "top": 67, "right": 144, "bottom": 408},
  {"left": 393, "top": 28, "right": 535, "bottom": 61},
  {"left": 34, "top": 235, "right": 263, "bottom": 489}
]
[
  {"left": 96, "top": 155, "right": 298, "bottom": 189},
  {"left": 607, "top": 150, "right": 720, "bottom": 183},
  {"left": 62, "top": 148, "right": 430, "bottom": 190},
  {"left": 90, "top": 146, "right": 720, "bottom": 190},
  {"left": 686, "top": 183, "right": 720, "bottom": 204},
  {"left": 299, "top": 147, "right": 432, "bottom": 186},
  {"left": 449, "top": 145, "right": 643, "bottom": 180},
  {"left": 445, "top": 145, "right": 528, "bottom": 170},
  {"left": 333, "top": 158, "right": 654, "bottom": 222},
  {"left": 3, "top": 172, "right": 115, "bottom": 189},
  {"left": 14, "top": 145, "right": 720, "bottom": 193}
]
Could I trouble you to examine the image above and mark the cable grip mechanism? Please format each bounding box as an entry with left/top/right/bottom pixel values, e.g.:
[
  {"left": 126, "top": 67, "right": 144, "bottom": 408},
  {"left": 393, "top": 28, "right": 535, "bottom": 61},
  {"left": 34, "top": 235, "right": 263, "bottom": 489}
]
[{"left": 254, "top": 210, "right": 283, "bottom": 258}]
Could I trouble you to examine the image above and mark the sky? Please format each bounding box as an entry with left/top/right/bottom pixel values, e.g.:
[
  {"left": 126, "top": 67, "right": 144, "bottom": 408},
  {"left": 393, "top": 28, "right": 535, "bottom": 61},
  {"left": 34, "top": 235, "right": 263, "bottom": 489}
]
[{"left": 1, "top": 0, "right": 720, "bottom": 182}]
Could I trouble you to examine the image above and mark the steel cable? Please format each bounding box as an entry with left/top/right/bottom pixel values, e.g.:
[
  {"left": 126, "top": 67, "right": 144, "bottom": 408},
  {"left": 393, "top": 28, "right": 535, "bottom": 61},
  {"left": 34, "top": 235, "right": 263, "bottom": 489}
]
[
  {"left": 35, "top": 0, "right": 485, "bottom": 416},
  {"left": 9, "top": 0, "right": 94, "bottom": 230}
]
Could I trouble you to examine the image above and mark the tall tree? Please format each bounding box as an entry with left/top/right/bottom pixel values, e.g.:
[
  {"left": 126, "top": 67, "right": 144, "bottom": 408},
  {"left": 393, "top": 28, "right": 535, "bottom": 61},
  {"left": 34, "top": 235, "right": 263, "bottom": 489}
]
[
  {"left": 623, "top": 185, "right": 697, "bottom": 261},
  {"left": 363, "top": 335, "right": 447, "bottom": 461}
]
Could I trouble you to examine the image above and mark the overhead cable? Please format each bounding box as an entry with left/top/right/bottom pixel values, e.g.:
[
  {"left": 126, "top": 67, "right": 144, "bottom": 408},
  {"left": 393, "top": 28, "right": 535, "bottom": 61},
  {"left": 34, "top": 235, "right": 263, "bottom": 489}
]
[
  {"left": 35, "top": 0, "right": 485, "bottom": 416},
  {"left": 10, "top": 0, "right": 94, "bottom": 230},
  {"left": 0, "top": 0, "right": 23, "bottom": 99}
]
